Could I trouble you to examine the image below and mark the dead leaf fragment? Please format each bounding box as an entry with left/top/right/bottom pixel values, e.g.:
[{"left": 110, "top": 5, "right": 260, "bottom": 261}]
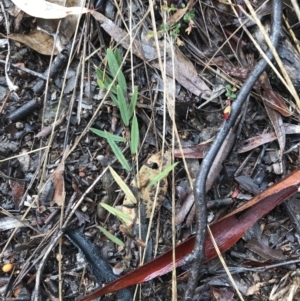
[
  {"left": 166, "top": 0, "right": 191, "bottom": 25},
  {"left": 52, "top": 163, "right": 65, "bottom": 206},
  {"left": 11, "top": 0, "right": 92, "bottom": 19},
  {"left": 91, "top": 11, "right": 211, "bottom": 98},
  {"left": 9, "top": 179, "right": 25, "bottom": 210},
  {"left": 122, "top": 151, "right": 172, "bottom": 219}
]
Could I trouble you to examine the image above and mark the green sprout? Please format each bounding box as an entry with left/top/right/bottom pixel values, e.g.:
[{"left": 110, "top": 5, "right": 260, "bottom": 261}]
[{"left": 225, "top": 84, "right": 237, "bottom": 100}]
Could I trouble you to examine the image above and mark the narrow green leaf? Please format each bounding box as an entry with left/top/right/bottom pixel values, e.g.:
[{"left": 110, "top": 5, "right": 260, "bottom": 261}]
[
  {"left": 106, "top": 49, "right": 118, "bottom": 77},
  {"left": 97, "top": 78, "right": 107, "bottom": 90},
  {"left": 114, "top": 48, "right": 123, "bottom": 67},
  {"left": 96, "top": 69, "right": 117, "bottom": 94},
  {"left": 100, "top": 202, "right": 133, "bottom": 222},
  {"left": 145, "top": 31, "right": 155, "bottom": 39},
  {"left": 98, "top": 225, "right": 125, "bottom": 247},
  {"left": 117, "top": 85, "right": 130, "bottom": 126},
  {"left": 129, "top": 86, "right": 138, "bottom": 118},
  {"left": 89, "top": 128, "right": 126, "bottom": 142},
  {"left": 108, "top": 167, "right": 137, "bottom": 204},
  {"left": 109, "top": 92, "right": 119, "bottom": 106},
  {"left": 147, "top": 162, "right": 179, "bottom": 187},
  {"left": 104, "top": 77, "right": 117, "bottom": 94},
  {"left": 106, "top": 49, "right": 127, "bottom": 92},
  {"left": 130, "top": 115, "right": 139, "bottom": 154},
  {"left": 105, "top": 132, "right": 130, "bottom": 171},
  {"left": 95, "top": 67, "right": 104, "bottom": 79}
]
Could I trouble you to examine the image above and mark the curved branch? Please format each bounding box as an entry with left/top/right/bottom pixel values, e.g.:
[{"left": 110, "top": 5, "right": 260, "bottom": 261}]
[{"left": 184, "top": 1, "right": 283, "bottom": 299}]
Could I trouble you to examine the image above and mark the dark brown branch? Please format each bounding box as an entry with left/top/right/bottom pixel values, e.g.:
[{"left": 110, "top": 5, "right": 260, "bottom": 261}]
[{"left": 184, "top": 1, "right": 283, "bottom": 299}]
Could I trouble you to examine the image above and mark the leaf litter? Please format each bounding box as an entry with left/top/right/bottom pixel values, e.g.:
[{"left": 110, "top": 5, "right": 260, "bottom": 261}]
[{"left": 1, "top": 0, "right": 300, "bottom": 300}]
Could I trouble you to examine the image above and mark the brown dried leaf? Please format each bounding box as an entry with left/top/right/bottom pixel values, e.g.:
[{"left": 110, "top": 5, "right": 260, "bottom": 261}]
[
  {"left": 245, "top": 239, "right": 286, "bottom": 261},
  {"left": 35, "top": 113, "right": 66, "bottom": 138},
  {"left": 123, "top": 151, "right": 172, "bottom": 218},
  {"left": 175, "top": 193, "right": 194, "bottom": 225},
  {"left": 52, "top": 163, "right": 65, "bottom": 206},
  {"left": 173, "top": 143, "right": 211, "bottom": 158},
  {"left": 259, "top": 72, "right": 291, "bottom": 117},
  {"left": 91, "top": 11, "right": 211, "bottom": 98},
  {"left": 166, "top": 0, "right": 192, "bottom": 25},
  {"left": 264, "top": 103, "right": 285, "bottom": 157},
  {"left": 263, "top": 88, "right": 291, "bottom": 117},
  {"left": 238, "top": 132, "right": 277, "bottom": 153},
  {"left": 9, "top": 179, "right": 25, "bottom": 210}
]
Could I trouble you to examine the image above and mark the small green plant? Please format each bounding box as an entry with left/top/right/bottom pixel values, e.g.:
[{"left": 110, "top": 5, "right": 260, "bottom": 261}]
[
  {"left": 225, "top": 84, "right": 237, "bottom": 100},
  {"left": 146, "top": 5, "right": 195, "bottom": 43},
  {"left": 91, "top": 50, "right": 179, "bottom": 249},
  {"left": 98, "top": 164, "right": 178, "bottom": 246},
  {"left": 161, "top": 3, "right": 178, "bottom": 13},
  {"left": 183, "top": 8, "right": 195, "bottom": 23},
  {"left": 224, "top": 85, "right": 237, "bottom": 120}
]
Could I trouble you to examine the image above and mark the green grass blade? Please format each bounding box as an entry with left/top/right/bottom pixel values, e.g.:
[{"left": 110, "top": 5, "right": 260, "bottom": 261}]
[
  {"left": 114, "top": 48, "right": 123, "bottom": 67},
  {"left": 95, "top": 67, "right": 104, "bottom": 79},
  {"left": 100, "top": 202, "right": 133, "bottom": 222},
  {"left": 130, "top": 115, "right": 139, "bottom": 154},
  {"left": 95, "top": 66, "right": 118, "bottom": 94},
  {"left": 108, "top": 166, "right": 137, "bottom": 204},
  {"left": 89, "top": 128, "right": 126, "bottom": 142},
  {"left": 105, "top": 132, "right": 130, "bottom": 171},
  {"left": 98, "top": 225, "right": 125, "bottom": 247},
  {"left": 129, "top": 86, "right": 138, "bottom": 118},
  {"left": 97, "top": 78, "right": 107, "bottom": 90},
  {"left": 106, "top": 49, "right": 127, "bottom": 92},
  {"left": 109, "top": 92, "right": 119, "bottom": 106},
  {"left": 117, "top": 85, "right": 130, "bottom": 126},
  {"left": 147, "top": 162, "right": 179, "bottom": 187}
]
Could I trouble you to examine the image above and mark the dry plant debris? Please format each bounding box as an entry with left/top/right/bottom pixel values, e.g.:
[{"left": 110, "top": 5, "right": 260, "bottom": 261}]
[
  {"left": 1, "top": 0, "right": 300, "bottom": 300},
  {"left": 122, "top": 151, "right": 172, "bottom": 220}
]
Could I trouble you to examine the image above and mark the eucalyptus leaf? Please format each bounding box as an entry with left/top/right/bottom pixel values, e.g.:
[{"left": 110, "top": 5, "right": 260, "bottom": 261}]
[
  {"left": 98, "top": 225, "right": 125, "bottom": 247},
  {"left": 105, "top": 132, "right": 130, "bottom": 171},
  {"left": 117, "top": 85, "right": 130, "bottom": 126},
  {"left": 147, "top": 162, "right": 179, "bottom": 187},
  {"left": 130, "top": 114, "right": 139, "bottom": 154},
  {"left": 89, "top": 128, "right": 126, "bottom": 142},
  {"left": 108, "top": 166, "right": 137, "bottom": 204}
]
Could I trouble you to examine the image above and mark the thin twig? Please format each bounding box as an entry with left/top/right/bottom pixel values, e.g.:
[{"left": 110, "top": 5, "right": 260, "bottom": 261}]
[
  {"left": 183, "top": 0, "right": 283, "bottom": 299},
  {"left": 0, "top": 60, "right": 49, "bottom": 80}
]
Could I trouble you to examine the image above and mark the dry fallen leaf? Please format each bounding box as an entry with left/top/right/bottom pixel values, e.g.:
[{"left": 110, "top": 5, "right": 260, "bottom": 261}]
[
  {"left": 9, "top": 179, "right": 25, "bottom": 210},
  {"left": 264, "top": 103, "right": 285, "bottom": 158},
  {"left": 122, "top": 151, "right": 172, "bottom": 220},
  {"left": 52, "top": 163, "right": 65, "bottom": 206},
  {"left": 91, "top": 11, "right": 211, "bottom": 98},
  {"left": 166, "top": 0, "right": 192, "bottom": 25},
  {"left": 11, "top": 0, "right": 92, "bottom": 19},
  {"left": 8, "top": 0, "right": 88, "bottom": 55}
]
